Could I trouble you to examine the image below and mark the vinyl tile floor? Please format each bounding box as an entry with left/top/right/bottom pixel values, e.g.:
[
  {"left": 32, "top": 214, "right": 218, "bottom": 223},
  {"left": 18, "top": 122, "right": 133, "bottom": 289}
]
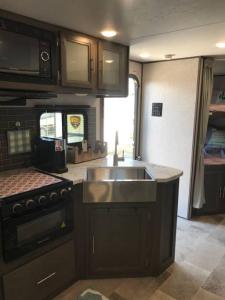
[{"left": 53, "top": 215, "right": 225, "bottom": 300}]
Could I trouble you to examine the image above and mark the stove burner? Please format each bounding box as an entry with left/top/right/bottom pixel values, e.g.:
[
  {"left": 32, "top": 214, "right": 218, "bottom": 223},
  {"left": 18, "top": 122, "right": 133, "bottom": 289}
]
[{"left": 0, "top": 168, "right": 62, "bottom": 199}]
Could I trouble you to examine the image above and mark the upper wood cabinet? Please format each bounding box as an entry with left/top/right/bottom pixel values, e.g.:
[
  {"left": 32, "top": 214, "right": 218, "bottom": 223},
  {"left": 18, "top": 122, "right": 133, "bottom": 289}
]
[
  {"left": 60, "top": 30, "right": 97, "bottom": 89},
  {"left": 60, "top": 34, "right": 129, "bottom": 96},
  {"left": 98, "top": 41, "right": 129, "bottom": 96}
]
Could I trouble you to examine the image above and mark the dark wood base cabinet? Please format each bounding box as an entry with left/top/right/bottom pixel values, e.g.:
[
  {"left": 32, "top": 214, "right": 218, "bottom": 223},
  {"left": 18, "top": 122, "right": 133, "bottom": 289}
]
[
  {"left": 193, "top": 164, "right": 225, "bottom": 216},
  {"left": 2, "top": 240, "right": 75, "bottom": 300},
  {"left": 76, "top": 179, "right": 179, "bottom": 279},
  {"left": 0, "top": 179, "right": 179, "bottom": 300}
]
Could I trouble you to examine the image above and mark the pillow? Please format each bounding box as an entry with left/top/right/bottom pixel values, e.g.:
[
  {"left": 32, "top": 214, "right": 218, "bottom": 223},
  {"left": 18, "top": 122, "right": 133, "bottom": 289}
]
[
  {"left": 204, "top": 128, "right": 225, "bottom": 157},
  {"left": 206, "top": 128, "right": 225, "bottom": 148}
]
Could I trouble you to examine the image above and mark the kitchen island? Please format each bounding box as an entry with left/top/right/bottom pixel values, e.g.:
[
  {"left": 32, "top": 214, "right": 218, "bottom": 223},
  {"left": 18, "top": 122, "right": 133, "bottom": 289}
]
[{"left": 68, "top": 157, "right": 183, "bottom": 278}]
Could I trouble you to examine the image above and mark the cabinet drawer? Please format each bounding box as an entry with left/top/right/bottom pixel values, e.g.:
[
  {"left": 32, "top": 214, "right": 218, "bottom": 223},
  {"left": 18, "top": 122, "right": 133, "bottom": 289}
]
[{"left": 3, "top": 240, "right": 75, "bottom": 300}]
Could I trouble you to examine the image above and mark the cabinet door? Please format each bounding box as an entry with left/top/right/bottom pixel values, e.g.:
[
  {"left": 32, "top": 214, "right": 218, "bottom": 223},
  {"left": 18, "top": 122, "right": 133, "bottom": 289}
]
[
  {"left": 88, "top": 207, "right": 151, "bottom": 276},
  {"left": 60, "top": 31, "right": 97, "bottom": 89},
  {"left": 204, "top": 169, "right": 222, "bottom": 213},
  {"left": 3, "top": 240, "right": 75, "bottom": 300},
  {"left": 98, "top": 41, "right": 129, "bottom": 96}
]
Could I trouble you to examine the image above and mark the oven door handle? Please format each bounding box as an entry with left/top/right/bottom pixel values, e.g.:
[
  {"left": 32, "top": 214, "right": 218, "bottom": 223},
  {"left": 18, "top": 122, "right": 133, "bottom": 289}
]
[{"left": 36, "top": 272, "right": 56, "bottom": 285}]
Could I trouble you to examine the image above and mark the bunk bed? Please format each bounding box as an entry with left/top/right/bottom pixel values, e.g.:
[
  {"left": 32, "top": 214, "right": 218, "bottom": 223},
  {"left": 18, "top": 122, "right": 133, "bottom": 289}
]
[{"left": 194, "top": 78, "right": 225, "bottom": 215}]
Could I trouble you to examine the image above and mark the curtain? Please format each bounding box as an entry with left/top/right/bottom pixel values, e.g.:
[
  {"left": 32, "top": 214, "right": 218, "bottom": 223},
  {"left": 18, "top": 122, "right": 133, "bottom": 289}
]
[{"left": 193, "top": 58, "right": 214, "bottom": 209}]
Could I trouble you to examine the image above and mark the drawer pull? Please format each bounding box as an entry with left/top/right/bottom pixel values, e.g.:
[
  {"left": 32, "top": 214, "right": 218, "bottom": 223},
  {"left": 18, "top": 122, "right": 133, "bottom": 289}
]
[{"left": 37, "top": 272, "right": 56, "bottom": 285}]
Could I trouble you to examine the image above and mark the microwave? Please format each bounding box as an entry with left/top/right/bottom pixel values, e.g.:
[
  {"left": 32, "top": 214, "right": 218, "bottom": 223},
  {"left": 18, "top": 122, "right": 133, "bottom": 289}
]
[{"left": 0, "top": 17, "right": 58, "bottom": 85}]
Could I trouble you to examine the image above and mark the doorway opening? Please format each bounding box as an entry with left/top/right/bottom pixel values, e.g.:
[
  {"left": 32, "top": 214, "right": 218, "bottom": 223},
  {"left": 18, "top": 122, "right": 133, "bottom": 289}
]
[{"left": 103, "top": 76, "right": 140, "bottom": 159}]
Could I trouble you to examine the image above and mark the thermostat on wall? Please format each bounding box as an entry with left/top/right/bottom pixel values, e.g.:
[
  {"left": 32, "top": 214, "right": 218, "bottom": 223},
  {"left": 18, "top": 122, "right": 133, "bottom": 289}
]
[{"left": 152, "top": 103, "right": 163, "bottom": 117}]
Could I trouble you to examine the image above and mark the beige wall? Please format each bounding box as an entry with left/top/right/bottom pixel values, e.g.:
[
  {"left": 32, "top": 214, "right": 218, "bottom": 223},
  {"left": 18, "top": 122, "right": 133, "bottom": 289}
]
[{"left": 141, "top": 58, "right": 200, "bottom": 218}]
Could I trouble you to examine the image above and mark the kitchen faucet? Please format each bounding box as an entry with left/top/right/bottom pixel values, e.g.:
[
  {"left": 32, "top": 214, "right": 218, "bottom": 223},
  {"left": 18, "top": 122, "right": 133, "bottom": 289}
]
[{"left": 113, "top": 131, "right": 124, "bottom": 166}]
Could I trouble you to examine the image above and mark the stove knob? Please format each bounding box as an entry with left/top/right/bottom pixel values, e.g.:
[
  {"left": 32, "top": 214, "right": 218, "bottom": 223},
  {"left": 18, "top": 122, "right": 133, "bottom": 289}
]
[
  {"left": 25, "top": 199, "right": 36, "bottom": 209},
  {"left": 50, "top": 192, "right": 58, "bottom": 201},
  {"left": 60, "top": 188, "right": 68, "bottom": 198},
  {"left": 38, "top": 195, "right": 48, "bottom": 205},
  {"left": 12, "top": 203, "right": 23, "bottom": 214}
]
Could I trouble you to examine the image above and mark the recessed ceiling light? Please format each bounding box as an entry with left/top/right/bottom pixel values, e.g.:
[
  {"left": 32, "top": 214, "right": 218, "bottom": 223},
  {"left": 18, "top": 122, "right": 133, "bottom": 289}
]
[
  {"left": 101, "top": 30, "right": 117, "bottom": 38},
  {"left": 105, "top": 59, "right": 114, "bottom": 64},
  {"left": 139, "top": 53, "right": 150, "bottom": 59},
  {"left": 216, "top": 42, "right": 225, "bottom": 48}
]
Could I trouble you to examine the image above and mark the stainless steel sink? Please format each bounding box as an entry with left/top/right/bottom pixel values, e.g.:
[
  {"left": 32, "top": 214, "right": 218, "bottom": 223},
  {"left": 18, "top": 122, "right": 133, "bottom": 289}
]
[{"left": 83, "top": 167, "right": 156, "bottom": 203}]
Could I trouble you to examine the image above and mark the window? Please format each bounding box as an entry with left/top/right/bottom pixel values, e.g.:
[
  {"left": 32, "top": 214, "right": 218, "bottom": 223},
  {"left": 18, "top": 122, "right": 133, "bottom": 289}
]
[
  {"left": 39, "top": 110, "right": 88, "bottom": 145},
  {"left": 104, "top": 76, "right": 140, "bottom": 158},
  {"left": 66, "top": 114, "right": 85, "bottom": 144},
  {"left": 40, "top": 112, "right": 63, "bottom": 139}
]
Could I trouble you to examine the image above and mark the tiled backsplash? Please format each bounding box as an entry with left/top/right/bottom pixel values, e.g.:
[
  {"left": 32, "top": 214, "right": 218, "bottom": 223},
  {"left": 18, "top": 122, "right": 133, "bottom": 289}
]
[
  {"left": 0, "top": 108, "right": 38, "bottom": 171},
  {"left": 0, "top": 106, "right": 96, "bottom": 171}
]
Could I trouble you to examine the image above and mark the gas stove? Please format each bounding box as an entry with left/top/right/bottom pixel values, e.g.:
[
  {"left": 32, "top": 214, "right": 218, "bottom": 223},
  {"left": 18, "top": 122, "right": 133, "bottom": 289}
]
[
  {"left": 0, "top": 168, "right": 62, "bottom": 199},
  {"left": 0, "top": 168, "right": 72, "bottom": 211},
  {"left": 0, "top": 168, "right": 74, "bottom": 262}
]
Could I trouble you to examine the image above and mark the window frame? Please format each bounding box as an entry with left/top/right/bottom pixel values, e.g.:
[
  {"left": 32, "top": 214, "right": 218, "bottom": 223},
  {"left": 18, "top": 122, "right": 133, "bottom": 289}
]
[
  {"left": 37, "top": 106, "right": 89, "bottom": 147},
  {"left": 102, "top": 74, "right": 141, "bottom": 159}
]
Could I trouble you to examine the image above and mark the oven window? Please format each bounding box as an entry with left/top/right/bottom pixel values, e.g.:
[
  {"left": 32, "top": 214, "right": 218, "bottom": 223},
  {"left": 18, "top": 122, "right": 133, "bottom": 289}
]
[
  {"left": 17, "top": 209, "right": 66, "bottom": 243},
  {"left": 0, "top": 29, "right": 39, "bottom": 75}
]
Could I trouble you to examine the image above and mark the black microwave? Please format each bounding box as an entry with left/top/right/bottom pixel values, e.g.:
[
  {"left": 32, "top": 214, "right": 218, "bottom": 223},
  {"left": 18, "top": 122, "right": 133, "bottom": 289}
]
[{"left": 0, "top": 17, "right": 58, "bottom": 85}]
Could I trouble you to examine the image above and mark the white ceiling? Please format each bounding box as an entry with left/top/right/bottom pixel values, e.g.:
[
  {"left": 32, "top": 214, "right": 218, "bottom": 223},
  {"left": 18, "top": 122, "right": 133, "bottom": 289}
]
[{"left": 1, "top": 0, "right": 225, "bottom": 61}]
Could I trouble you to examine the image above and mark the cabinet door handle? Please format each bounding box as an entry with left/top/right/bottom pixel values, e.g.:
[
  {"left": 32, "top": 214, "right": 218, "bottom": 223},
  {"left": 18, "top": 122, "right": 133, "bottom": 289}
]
[
  {"left": 90, "top": 58, "right": 94, "bottom": 73},
  {"left": 92, "top": 235, "right": 95, "bottom": 254},
  {"left": 36, "top": 272, "right": 56, "bottom": 285},
  {"left": 219, "top": 187, "right": 222, "bottom": 199}
]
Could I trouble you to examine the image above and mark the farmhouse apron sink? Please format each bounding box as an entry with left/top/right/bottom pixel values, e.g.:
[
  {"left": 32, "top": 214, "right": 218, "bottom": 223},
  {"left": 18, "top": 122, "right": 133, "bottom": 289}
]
[{"left": 83, "top": 167, "right": 157, "bottom": 203}]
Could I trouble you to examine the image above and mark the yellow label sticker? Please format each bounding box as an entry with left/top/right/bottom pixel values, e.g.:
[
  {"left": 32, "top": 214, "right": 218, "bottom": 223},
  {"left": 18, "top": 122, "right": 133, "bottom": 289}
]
[
  {"left": 60, "top": 222, "right": 66, "bottom": 229},
  {"left": 70, "top": 116, "right": 81, "bottom": 129}
]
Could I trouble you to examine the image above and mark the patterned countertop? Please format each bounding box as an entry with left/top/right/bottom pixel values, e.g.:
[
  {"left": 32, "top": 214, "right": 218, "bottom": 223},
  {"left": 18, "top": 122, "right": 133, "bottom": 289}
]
[{"left": 0, "top": 168, "right": 62, "bottom": 198}]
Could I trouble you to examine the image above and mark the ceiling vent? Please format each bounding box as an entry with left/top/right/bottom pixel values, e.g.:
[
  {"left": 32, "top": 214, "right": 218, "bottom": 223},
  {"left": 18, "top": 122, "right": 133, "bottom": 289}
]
[{"left": 164, "top": 54, "right": 176, "bottom": 60}]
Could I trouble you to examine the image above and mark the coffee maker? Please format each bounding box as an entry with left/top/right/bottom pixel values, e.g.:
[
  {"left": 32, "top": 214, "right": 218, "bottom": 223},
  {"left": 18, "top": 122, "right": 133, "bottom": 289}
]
[{"left": 34, "top": 137, "right": 68, "bottom": 173}]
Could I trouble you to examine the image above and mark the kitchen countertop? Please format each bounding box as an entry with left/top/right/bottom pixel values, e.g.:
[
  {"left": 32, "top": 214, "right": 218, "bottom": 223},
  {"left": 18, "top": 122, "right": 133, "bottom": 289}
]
[{"left": 54, "top": 156, "right": 183, "bottom": 184}]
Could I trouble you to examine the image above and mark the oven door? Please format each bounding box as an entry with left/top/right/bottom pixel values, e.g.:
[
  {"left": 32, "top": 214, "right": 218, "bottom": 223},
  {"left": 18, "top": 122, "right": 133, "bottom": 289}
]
[{"left": 2, "top": 199, "right": 73, "bottom": 262}]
